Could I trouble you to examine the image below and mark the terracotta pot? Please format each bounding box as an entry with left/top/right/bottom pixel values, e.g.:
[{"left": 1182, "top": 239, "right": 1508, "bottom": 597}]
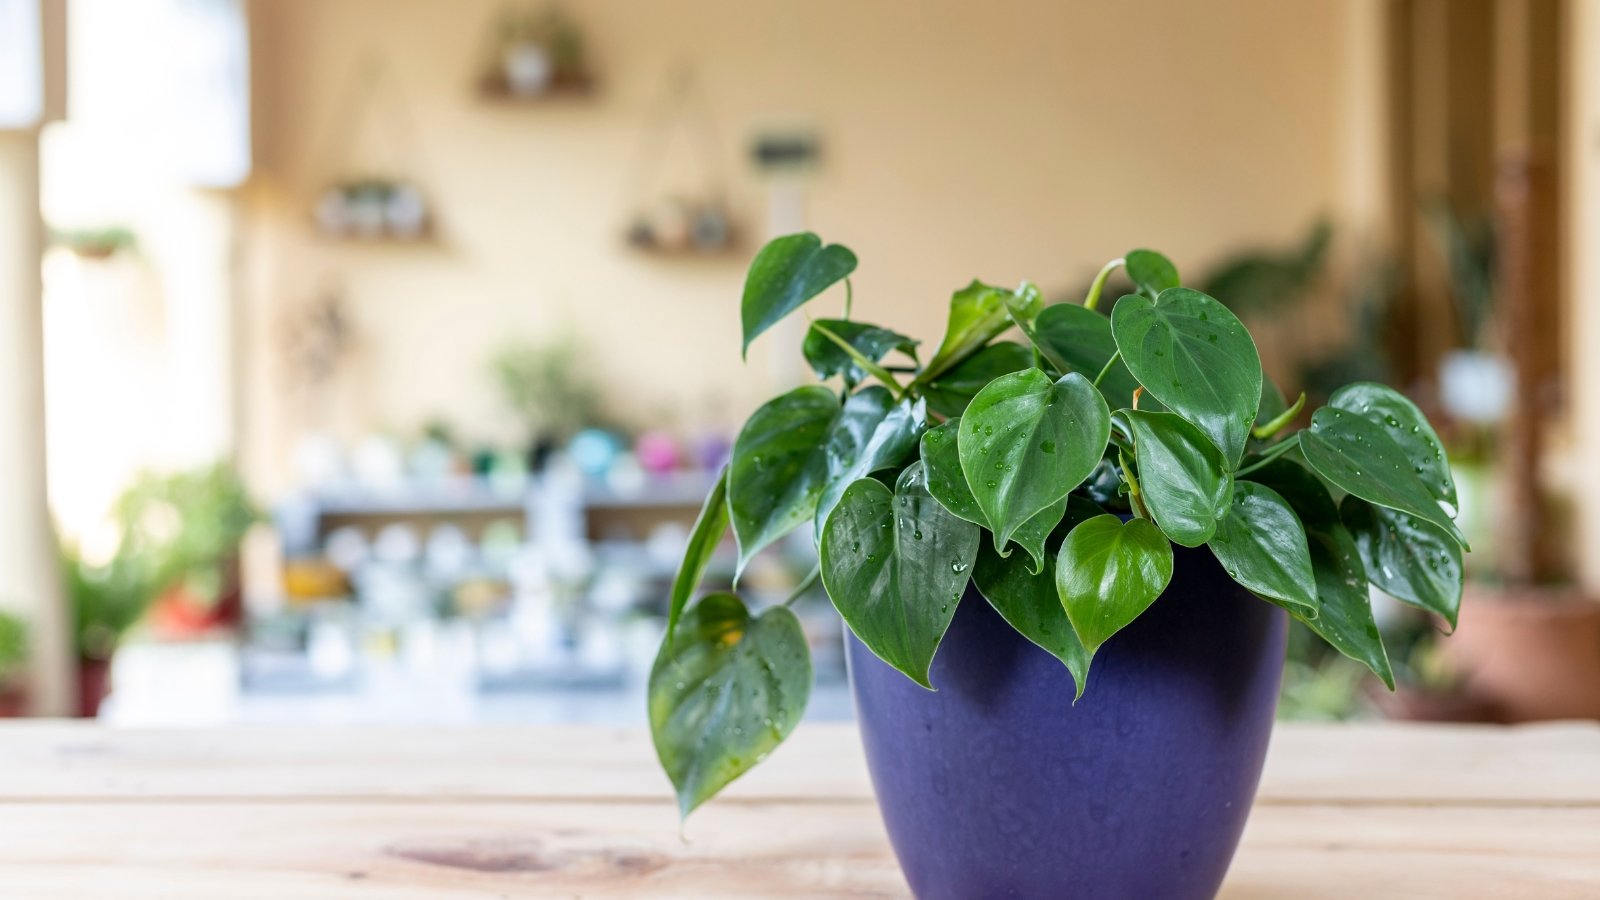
[
  {"left": 77, "top": 656, "right": 112, "bottom": 718},
  {"left": 1446, "top": 584, "right": 1600, "bottom": 721},
  {"left": 0, "top": 685, "right": 27, "bottom": 718}
]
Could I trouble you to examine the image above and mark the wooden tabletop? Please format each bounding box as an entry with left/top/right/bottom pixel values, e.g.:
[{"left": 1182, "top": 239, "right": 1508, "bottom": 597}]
[{"left": 0, "top": 721, "right": 1593, "bottom": 898}]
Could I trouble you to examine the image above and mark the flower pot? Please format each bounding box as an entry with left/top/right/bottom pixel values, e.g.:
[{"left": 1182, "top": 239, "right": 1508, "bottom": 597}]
[
  {"left": 77, "top": 656, "right": 112, "bottom": 718},
  {"left": 1445, "top": 584, "right": 1600, "bottom": 721},
  {"left": 846, "top": 545, "right": 1286, "bottom": 899}
]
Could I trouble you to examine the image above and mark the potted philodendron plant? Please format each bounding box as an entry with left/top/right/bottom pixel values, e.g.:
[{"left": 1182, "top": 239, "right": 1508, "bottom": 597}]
[{"left": 650, "top": 234, "right": 1467, "bottom": 899}]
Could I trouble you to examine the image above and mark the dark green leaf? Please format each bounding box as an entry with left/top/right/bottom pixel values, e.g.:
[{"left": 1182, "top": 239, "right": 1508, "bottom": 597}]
[
  {"left": 973, "top": 541, "right": 1090, "bottom": 698},
  {"left": 741, "top": 233, "right": 857, "bottom": 357},
  {"left": 1125, "top": 410, "right": 1233, "bottom": 547},
  {"left": 1207, "top": 481, "right": 1317, "bottom": 616},
  {"left": 819, "top": 464, "right": 981, "bottom": 687},
  {"left": 1327, "top": 382, "right": 1456, "bottom": 508},
  {"left": 921, "top": 342, "right": 1034, "bottom": 419},
  {"left": 1111, "top": 287, "right": 1263, "bottom": 464},
  {"left": 1125, "top": 249, "right": 1181, "bottom": 299},
  {"left": 1055, "top": 514, "right": 1174, "bottom": 653},
  {"left": 920, "top": 417, "right": 1065, "bottom": 574},
  {"left": 802, "top": 319, "right": 917, "bottom": 388},
  {"left": 666, "top": 468, "right": 729, "bottom": 635},
  {"left": 1031, "top": 303, "right": 1141, "bottom": 409},
  {"left": 960, "top": 370, "right": 1110, "bottom": 551},
  {"left": 649, "top": 594, "right": 811, "bottom": 818},
  {"left": 1299, "top": 406, "right": 1467, "bottom": 548},
  {"left": 917, "top": 281, "right": 1038, "bottom": 386},
  {"left": 1342, "top": 496, "right": 1463, "bottom": 629},
  {"left": 813, "top": 396, "right": 925, "bottom": 537},
  {"left": 727, "top": 386, "right": 840, "bottom": 577}
]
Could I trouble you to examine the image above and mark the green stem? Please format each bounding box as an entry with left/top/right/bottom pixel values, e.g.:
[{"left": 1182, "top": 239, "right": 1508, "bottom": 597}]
[
  {"left": 1118, "top": 448, "right": 1150, "bottom": 520},
  {"left": 1083, "top": 257, "right": 1125, "bottom": 312},
  {"left": 1251, "top": 392, "right": 1307, "bottom": 440},
  {"left": 812, "top": 321, "right": 906, "bottom": 400},
  {"left": 843, "top": 278, "right": 854, "bottom": 320},
  {"left": 1235, "top": 433, "right": 1302, "bottom": 477},
  {"left": 784, "top": 564, "right": 821, "bottom": 607},
  {"left": 1092, "top": 350, "right": 1123, "bottom": 389}
]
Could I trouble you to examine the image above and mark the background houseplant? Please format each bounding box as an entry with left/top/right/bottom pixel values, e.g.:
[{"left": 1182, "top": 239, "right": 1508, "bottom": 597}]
[{"left": 649, "top": 233, "right": 1465, "bottom": 893}]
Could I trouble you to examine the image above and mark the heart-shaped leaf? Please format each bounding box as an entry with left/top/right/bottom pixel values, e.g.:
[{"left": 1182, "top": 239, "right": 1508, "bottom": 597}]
[
  {"left": 1055, "top": 514, "right": 1174, "bottom": 654},
  {"left": 802, "top": 319, "right": 917, "bottom": 388},
  {"left": 666, "top": 467, "right": 729, "bottom": 635},
  {"left": 1125, "top": 248, "right": 1180, "bottom": 299},
  {"left": 920, "top": 417, "right": 1066, "bottom": 573},
  {"left": 741, "top": 233, "right": 857, "bottom": 357},
  {"left": 973, "top": 540, "right": 1091, "bottom": 698},
  {"left": 1031, "top": 303, "right": 1141, "bottom": 409},
  {"left": 960, "top": 370, "right": 1110, "bottom": 550},
  {"left": 1328, "top": 382, "right": 1456, "bottom": 508},
  {"left": 1245, "top": 460, "right": 1393, "bottom": 687},
  {"left": 1111, "top": 287, "right": 1263, "bottom": 464},
  {"left": 727, "top": 386, "right": 840, "bottom": 576},
  {"left": 1125, "top": 410, "right": 1233, "bottom": 547},
  {"left": 649, "top": 593, "right": 811, "bottom": 818},
  {"left": 819, "top": 464, "right": 980, "bottom": 688},
  {"left": 917, "top": 281, "right": 1038, "bottom": 386},
  {"left": 1207, "top": 481, "right": 1317, "bottom": 616},
  {"left": 921, "top": 341, "right": 1034, "bottom": 418},
  {"left": 1299, "top": 406, "right": 1467, "bottom": 548},
  {"left": 1342, "top": 496, "right": 1463, "bottom": 629},
  {"left": 813, "top": 396, "right": 925, "bottom": 538}
]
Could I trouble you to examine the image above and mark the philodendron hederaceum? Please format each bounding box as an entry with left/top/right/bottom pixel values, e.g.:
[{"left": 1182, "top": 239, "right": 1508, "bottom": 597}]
[{"left": 650, "top": 233, "right": 1467, "bottom": 818}]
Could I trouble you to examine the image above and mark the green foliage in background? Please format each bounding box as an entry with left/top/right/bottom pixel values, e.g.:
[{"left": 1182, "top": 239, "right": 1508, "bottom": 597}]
[
  {"left": 0, "top": 612, "right": 27, "bottom": 685},
  {"left": 650, "top": 234, "right": 1468, "bottom": 818},
  {"left": 490, "top": 335, "right": 605, "bottom": 446}
]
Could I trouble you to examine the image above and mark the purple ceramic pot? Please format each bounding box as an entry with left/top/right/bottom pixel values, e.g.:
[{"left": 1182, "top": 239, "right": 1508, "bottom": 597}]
[{"left": 846, "top": 544, "right": 1287, "bottom": 899}]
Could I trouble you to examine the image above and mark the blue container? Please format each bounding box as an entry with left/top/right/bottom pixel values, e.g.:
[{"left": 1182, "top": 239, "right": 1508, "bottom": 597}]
[{"left": 846, "top": 544, "right": 1287, "bottom": 900}]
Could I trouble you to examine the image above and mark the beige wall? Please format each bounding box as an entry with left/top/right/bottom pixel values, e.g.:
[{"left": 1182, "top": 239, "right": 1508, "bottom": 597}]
[{"left": 242, "top": 0, "right": 1370, "bottom": 492}]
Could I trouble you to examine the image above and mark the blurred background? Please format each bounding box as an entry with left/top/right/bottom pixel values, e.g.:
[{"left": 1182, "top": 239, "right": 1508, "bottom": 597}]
[{"left": 0, "top": 0, "right": 1595, "bottom": 725}]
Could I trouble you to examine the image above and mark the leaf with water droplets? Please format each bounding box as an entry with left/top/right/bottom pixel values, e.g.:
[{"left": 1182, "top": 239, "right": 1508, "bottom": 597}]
[
  {"left": 649, "top": 593, "right": 811, "bottom": 818},
  {"left": 665, "top": 467, "right": 729, "bottom": 636},
  {"left": 1054, "top": 514, "right": 1173, "bottom": 655},
  {"left": 801, "top": 318, "right": 918, "bottom": 389},
  {"left": 741, "top": 233, "right": 856, "bottom": 357},
  {"left": 727, "top": 386, "right": 844, "bottom": 579},
  {"left": 920, "top": 417, "right": 1067, "bottom": 574},
  {"left": 812, "top": 394, "right": 925, "bottom": 540},
  {"left": 915, "top": 281, "right": 1040, "bottom": 389},
  {"left": 920, "top": 342, "right": 1035, "bottom": 419},
  {"left": 1327, "top": 382, "right": 1456, "bottom": 509},
  {"left": 1124, "top": 410, "right": 1233, "bottom": 547},
  {"left": 1030, "top": 303, "right": 1143, "bottom": 410},
  {"left": 973, "top": 539, "right": 1091, "bottom": 698},
  {"left": 819, "top": 463, "right": 981, "bottom": 687},
  {"left": 1207, "top": 481, "right": 1317, "bottom": 616},
  {"left": 1341, "top": 496, "right": 1463, "bottom": 629}
]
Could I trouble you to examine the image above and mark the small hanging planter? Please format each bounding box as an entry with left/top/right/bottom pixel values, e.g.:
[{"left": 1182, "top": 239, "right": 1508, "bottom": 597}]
[
  {"left": 314, "top": 178, "right": 431, "bottom": 242},
  {"left": 476, "top": 3, "right": 594, "bottom": 101},
  {"left": 620, "top": 65, "right": 742, "bottom": 258},
  {"left": 51, "top": 227, "right": 138, "bottom": 261}
]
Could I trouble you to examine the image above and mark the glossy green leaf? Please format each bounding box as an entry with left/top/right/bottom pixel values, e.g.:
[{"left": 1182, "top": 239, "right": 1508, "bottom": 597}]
[
  {"left": 727, "top": 386, "right": 840, "bottom": 577},
  {"left": 973, "top": 541, "right": 1090, "bottom": 697},
  {"left": 1031, "top": 303, "right": 1141, "bottom": 409},
  {"left": 802, "top": 319, "right": 917, "bottom": 388},
  {"left": 819, "top": 464, "right": 981, "bottom": 687},
  {"left": 1125, "top": 248, "right": 1180, "bottom": 299},
  {"left": 1207, "top": 481, "right": 1317, "bottom": 616},
  {"left": 1125, "top": 410, "right": 1233, "bottom": 547},
  {"left": 917, "top": 281, "right": 1039, "bottom": 386},
  {"left": 666, "top": 467, "right": 728, "bottom": 635},
  {"left": 1111, "top": 287, "right": 1263, "bottom": 464},
  {"left": 920, "top": 417, "right": 1066, "bottom": 574},
  {"left": 1245, "top": 460, "right": 1393, "bottom": 687},
  {"left": 649, "top": 594, "right": 811, "bottom": 818},
  {"left": 813, "top": 395, "right": 926, "bottom": 538},
  {"left": 1055, "top": 514, "right": 1174, "bottom": 654},
  {"left": 959, "top": 370, "right": 1110, "bottom": 550},
  {"left": 921, "top": 342, "right": 1034, "bottom": 419},
  {"left": 1299, "top": 406, "right": 1467, "bottom": 548},
  {"left": 741, "top": 233, "right": 857, "bottom": 357},
  {"left": 1328, "top": 382, "right": 1456, "bottom": 508},
  {"left": 1342, "top": 496, "right": 1463, "bottom": 629}
]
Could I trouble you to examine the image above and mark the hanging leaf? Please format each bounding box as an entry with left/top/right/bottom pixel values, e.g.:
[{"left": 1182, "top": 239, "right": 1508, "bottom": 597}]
[
  {"left": 973, "top": 541, "right": 1091, "bottom": 698},
  {"left": 916, "top": 281, "right": 1039, "bottom": 386},
  {"left": 1031, "top": 303, "right": 1142, "bottom": 409},
  {"left": 1299, "top": 406, "right": 1467, "bottom": 548},
  {"left": 1327, "top": 382, "right": 1457, "bottom": 508},
  {"left": 801, "top": 319, "right": 917, "bottom": 388},
  {"left": 813, "top": 396, "right": 926, "bottom": 538},
  {"left": 1055, "top": 514, "right": 1174, "bottom": 654},
  {"left": 920, "top": 417, "right": 1066, "bottom": 574},
  {"left": 727, "top": 386, "right": 841, "bottom": 577},
  {"left": 921, "top": 341, "right": 1034, "bottom": 418},
  {"left": 1207, "top": 481, "right": 1318, "bottom": 616},
  {"left": 1111, "top": 287, "right": 1262, "bottom": 464},
  {"left": 665, "top": 468, "right": 729, "bottom": 635},
  {"left": 1124, "top": 410, "right": 1233, "bottom": 547},
  {"left": 1342, "top": 497, "right": 1463, "bottom": 629},
  {"left": 649, "top": 593, "right": 811, "bottom": 818},
  {"left": 959, "top": 370, "right": 1110, "bottom": 550},
  {"left": 1124, "top": 248, "right": 1180, "bottom": 299},
  {"left": 741, "top": 233, "right": 857, "bottom": 357},
  {"left": 818, "top": 464, "right": 980, "bottom": 688}
]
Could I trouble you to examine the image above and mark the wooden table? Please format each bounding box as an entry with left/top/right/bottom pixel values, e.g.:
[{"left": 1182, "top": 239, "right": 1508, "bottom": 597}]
[{"left": 0, "top": 721, "right": 1593, "bottom": 897}]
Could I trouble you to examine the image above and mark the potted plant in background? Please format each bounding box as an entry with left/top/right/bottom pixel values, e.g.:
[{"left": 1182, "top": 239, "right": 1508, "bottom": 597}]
[
  {"left": 648, "top": 234, "right": 1467, "bottom": 898},
  {"left": 490, "top": 335, "right": 604, "bottom": 471},
  {"left": 64, "top": 543, "right": 159, "bottom": 717},
  {"left": 0, "top": 612, "right": 28, "bottom": 717}
]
